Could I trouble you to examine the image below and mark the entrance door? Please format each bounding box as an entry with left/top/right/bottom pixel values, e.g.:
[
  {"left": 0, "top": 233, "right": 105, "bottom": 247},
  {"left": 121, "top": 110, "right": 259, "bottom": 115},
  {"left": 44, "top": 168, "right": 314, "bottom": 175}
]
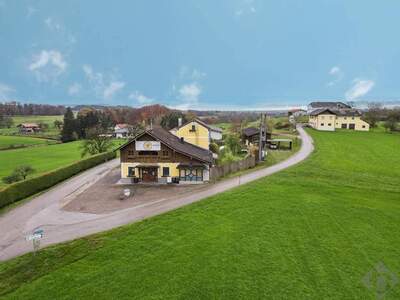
[
  {"left": 349, "top": 123, "right": 355, "bottom": 130},
  {"left": 142, "top": 168, "right": 158, "bottom": 182}
]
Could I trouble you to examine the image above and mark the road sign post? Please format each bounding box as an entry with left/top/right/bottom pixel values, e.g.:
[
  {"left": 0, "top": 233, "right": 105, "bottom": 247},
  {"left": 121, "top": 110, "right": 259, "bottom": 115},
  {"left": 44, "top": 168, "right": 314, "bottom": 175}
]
[{"left": 26, "top": 229, "right": 44, "bottom": 254}]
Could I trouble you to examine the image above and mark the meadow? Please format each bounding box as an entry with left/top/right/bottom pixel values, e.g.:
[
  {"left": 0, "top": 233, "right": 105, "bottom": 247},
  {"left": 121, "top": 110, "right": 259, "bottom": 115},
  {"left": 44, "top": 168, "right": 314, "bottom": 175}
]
[
  {"left": 0, "top": 136, "right": 58, "bottom": 150},
  {"left": 0, "top": 139, "right": 125, "bottom": 188},
  {"left": 1, "top": 129, "right": 399, "bottom": 299},
  {"left": 0, "top": 115, "right": 63, "bottom": 137}
]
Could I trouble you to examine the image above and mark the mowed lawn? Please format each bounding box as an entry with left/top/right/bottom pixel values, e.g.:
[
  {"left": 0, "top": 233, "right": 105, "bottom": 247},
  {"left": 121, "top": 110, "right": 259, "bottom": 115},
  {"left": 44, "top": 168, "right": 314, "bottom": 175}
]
[
  {"left": 0, "top": 135, "right": 57, "bottom": 150},
  {"left": 0, "top": 141, "right": 83, "bottom": 187},
  {"left": 1, "top": 130, "right": 400, "bottom": 299}
]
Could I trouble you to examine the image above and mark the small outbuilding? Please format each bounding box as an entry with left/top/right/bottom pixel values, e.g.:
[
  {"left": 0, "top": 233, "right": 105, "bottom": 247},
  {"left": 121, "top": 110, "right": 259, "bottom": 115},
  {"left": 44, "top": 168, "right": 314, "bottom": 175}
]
[{"left": 17, "top": 123, "right": 41, "bottom": 134}]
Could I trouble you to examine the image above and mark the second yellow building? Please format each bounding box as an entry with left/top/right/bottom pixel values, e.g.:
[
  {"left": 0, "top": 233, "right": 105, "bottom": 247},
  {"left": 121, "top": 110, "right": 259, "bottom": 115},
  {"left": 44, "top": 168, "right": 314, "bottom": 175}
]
[{"left": 309, "top": 108, "right": 370, "bottom": 131}]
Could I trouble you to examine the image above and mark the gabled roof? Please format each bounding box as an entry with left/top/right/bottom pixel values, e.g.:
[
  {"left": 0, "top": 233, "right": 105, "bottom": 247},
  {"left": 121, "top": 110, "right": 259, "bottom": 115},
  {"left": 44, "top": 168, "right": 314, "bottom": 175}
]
[
  {"left": 309, "top": 101, "right": 351, "bottom": 109},
  {"left": 115, "top": 123, "right": 131, "bottom": 129},
  {"left": 17, "top": 123, "right": 40, "bottom": 128},
  {"left": 310, "top": 108, "right": 362, "bottom": 117},
  {"left": 309, "top": 108, "right": 337, "bottom": 116},
  {"left": 242, "top": 127, "right": 260, "bottom": 137},
  {"left": 177, "top": 118, "right": 223, "bottom": 133},
  {"left": 335, "top": 109, "right": 362, "bottom": 117},
  {"left": 119, "top": 127, "right": 213, "bottom": 164}
]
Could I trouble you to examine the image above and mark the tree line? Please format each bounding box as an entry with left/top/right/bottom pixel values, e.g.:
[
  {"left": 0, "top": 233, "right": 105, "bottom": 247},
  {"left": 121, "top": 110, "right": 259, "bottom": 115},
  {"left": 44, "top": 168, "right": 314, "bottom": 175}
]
[
  {"left": 364, "top": 104, "right": 400, "bottom": 132},
  {"left": 0, "top": 102, "right": 66, "bottom": 116}
]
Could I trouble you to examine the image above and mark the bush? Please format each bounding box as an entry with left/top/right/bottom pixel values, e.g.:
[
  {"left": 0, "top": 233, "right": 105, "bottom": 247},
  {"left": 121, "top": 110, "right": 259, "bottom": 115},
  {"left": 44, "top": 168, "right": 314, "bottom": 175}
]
[
  {"left": 2, "top": 165, "right": 35, "bottom": 184},
  {"left": 274, "top": 121, "right": 291, "bottom": 130},
  {"left": 2, "top": 173, "right": 22, "bottom": 184},
  {"left": 0, "top": 151, "right": 116, "bottom": 209},
  {"left": 209, "top": 142, "right": 219, "bottom": 154}
]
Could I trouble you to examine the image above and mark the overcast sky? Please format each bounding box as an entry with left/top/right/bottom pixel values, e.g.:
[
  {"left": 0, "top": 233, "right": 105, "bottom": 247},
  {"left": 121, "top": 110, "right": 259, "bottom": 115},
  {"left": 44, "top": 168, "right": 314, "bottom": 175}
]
[{"left": 1, "top": 0, "right": 399, "bottom": 109}]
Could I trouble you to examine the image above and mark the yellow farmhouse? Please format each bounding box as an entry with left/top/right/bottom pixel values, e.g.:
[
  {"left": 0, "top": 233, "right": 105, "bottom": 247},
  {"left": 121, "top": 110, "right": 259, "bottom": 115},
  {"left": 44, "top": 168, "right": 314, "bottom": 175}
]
[
  {"left": 119, "top": 127, "right": 213, "bottom": 184},
  {"left": 309, "top": 108, "right": 370, "bottom": 131},
  {"left": 170, "top": 118, "right": 223, "bottom": 150}
]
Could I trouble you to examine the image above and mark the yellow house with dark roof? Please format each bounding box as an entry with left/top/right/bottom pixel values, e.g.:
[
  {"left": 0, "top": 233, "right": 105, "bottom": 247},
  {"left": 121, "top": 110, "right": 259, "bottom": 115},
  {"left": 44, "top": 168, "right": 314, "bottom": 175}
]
[
  {"left": 171, "top": 118, "right": 223, "bottom": 150},
  {"left": 309, "top": 109, "right": 370, "bottom": 131},
  {"left": 118, "top": 127, "right": 214, "bottom": 184}
]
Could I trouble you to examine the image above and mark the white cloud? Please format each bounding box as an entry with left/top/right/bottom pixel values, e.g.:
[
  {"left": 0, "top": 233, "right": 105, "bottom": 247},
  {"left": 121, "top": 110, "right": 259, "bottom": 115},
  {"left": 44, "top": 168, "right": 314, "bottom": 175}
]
[
  {"left": 44, "top": 17, "right": 62, "bottom": 31},
  {"left": 327, "top": 66, "right": 344, "bottom": 86},
  {"left": 83, "top": 64, "right": 103, "bottom": 87},
  {"left": 103, "top": 81, "right": 125, "bottom": 100},
  {"left": 179, "top": 83, "right": 202, "bottom": 106},
  {"left": 83, "top": 64, "right": 125, "bottom": 100},
  {"left": 129, "top": 91, "right": 154, "bottom": 104},
  {"left": 68, "top": 83, "right": 81, "bottom": 96},
  {"left": 27, "top": 6, "right": 38, "bottom": 18},
  {"left": 235, "top": 0, "right": 256, "bottom": 17},
  {"left": 171, "top": 66, "right": 206, "bottom": 109},
  {"left": 28, "top": 50, "right": 67, "bottom": 82},
  {"left": 330, "top": 66, "right": 341, "bottom": 75},
  {"left": 0, "top": 83, "right": 15, "bottom": 101},
  {"left": 345, "top": 79, "right": 375, "bottom": 101}
]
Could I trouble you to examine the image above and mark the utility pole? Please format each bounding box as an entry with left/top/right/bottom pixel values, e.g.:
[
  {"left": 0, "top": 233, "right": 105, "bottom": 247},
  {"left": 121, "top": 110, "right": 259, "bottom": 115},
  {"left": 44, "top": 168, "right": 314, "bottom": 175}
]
[{"left": 258, "top": 113, "right": 265, "bottom": 162}]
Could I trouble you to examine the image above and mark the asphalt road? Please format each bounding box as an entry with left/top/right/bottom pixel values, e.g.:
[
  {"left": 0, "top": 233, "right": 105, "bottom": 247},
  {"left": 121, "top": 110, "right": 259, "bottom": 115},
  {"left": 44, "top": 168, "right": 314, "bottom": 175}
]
[{"left": 0, "top": 125, "right": 314, "bottom": 261}]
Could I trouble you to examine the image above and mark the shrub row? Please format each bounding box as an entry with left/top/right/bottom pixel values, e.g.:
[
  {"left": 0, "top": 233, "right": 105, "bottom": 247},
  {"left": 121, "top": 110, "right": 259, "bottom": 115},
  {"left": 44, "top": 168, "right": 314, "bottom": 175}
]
[{"left": 0, "top": 151, "right": 116, "bottom": 209}]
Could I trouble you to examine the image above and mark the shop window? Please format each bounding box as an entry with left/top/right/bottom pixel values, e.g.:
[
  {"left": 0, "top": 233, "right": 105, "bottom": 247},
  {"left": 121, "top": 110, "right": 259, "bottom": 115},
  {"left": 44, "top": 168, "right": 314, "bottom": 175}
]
[
  {"left": 162, "top": 167, "right": 170, "bottom": 177},
  {"left": 128, "top": 167, "right": 135, "bottom": 177},
  {"left": 180, "top": 168, "right": 203, "bottom": 181}
]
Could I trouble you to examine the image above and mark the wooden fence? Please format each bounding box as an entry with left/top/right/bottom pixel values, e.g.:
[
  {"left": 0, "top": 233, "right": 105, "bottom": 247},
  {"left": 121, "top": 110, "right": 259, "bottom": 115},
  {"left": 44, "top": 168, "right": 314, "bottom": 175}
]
[{"left": 210, "top": 156, "right": 256, "bottom": 181}]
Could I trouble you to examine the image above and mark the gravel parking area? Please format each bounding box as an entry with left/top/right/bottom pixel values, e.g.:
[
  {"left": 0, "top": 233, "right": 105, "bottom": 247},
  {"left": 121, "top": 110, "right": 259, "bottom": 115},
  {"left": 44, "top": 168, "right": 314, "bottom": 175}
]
[{"left": 63, "top": 168, "right": 209, "bottom": 214}]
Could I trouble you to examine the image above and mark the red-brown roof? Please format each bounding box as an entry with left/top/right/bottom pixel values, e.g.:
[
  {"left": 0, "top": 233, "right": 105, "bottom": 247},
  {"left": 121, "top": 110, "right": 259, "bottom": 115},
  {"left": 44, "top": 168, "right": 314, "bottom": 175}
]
[{"left": 17, "top": 123, "right": 40, "bottom": 128}]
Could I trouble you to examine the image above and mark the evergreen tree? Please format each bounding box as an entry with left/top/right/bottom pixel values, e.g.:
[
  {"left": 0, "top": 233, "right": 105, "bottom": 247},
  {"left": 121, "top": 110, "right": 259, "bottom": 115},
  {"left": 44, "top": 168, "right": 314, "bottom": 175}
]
[{"left": 61, "top": 107, "right": 76, "bottom": 142}]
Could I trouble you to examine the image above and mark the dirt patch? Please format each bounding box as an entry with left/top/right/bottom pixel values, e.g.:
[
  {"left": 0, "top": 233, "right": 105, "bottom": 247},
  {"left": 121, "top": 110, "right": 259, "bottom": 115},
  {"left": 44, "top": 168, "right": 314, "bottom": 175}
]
[{"left": 62, "top": 168, "right": 209, "bottom": 214}]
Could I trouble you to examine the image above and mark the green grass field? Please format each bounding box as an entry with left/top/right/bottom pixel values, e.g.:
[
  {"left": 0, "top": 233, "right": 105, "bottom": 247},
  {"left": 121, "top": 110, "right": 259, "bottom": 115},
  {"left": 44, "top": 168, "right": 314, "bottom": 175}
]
[
  {"left": 1, "top": 129, "right": 400, "bottom": 299},
  {"left": 0, "top": 135, "right": 58, "bottom": 150},
  {"left": 0, "top": 115, "right": 63, "bottom": 137},
  {"left": 0, "top": 139, "right": 124, "bottom": 188},
  {"left": 0, "top": 141, "right": 83, "bottom": 187}
]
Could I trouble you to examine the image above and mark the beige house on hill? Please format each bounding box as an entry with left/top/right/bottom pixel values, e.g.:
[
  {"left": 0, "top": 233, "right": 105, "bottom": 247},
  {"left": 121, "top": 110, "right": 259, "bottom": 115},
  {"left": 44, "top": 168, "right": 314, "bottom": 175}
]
[{"left": 309, "top": 108, "right": 370, "bottom": 131}]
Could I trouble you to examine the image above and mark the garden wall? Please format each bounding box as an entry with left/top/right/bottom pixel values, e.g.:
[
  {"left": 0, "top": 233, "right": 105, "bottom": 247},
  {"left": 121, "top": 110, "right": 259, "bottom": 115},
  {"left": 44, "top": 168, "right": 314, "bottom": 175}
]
[
  {"left": 210, "top": 156, "right": 256, "bottom": 181},
  {"left": 0, "top": 151, "right": 116, "bottom": 209}
]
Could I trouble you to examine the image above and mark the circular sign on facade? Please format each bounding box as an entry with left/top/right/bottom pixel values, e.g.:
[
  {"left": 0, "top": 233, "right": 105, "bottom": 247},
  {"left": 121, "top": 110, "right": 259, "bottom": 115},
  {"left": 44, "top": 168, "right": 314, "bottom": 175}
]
[{"left": 144, "top": 142, "right": 153, "bottom": 150}]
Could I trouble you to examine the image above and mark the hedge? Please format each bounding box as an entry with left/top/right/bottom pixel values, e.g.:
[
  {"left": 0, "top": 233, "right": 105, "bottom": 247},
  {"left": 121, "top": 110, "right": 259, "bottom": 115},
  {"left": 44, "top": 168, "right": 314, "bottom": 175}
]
[{"left": 0, "top": 151, "right": 116, "bottom": 209}]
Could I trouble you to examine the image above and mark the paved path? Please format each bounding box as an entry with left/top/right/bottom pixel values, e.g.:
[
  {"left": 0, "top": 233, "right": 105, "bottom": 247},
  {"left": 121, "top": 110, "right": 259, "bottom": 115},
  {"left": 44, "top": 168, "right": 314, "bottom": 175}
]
[{"left": 0, "top": 125, "right": 314, "bottom": 261}]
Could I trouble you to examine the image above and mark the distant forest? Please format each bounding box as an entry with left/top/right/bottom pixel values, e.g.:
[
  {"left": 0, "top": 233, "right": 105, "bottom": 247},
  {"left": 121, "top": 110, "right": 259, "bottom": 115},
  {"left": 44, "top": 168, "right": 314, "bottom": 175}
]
[
  {"left": 0, "top": 102, "right": 66, "bottom": 116},
  {"left": 0, "top": 102, "right": 266, "bottom": 126}
]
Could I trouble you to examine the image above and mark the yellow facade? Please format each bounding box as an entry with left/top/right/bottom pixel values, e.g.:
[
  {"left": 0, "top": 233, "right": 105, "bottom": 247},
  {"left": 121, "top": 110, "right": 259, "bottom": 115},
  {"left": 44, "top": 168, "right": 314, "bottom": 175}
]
[
  {"left": 175, "top": 121, "right": 210, "bottom": 150},
  {"left": 309, "top": 114, "right": 336, "bottom": 131},
  {"left": 121, "top": 162, "right": 180, "bottom": 178},
  {"left": 335, "top": 116, "right": 370, "bottom": 131},
  {"left": 309, "top": 114, "right": 370, "bottom": 131}
]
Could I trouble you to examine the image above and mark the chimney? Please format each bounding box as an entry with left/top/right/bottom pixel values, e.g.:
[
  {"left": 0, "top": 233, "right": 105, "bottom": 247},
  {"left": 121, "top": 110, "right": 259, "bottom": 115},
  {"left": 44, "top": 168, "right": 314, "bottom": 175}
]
[{"left": 178, "top": 117, "right": 182, "bottom": 127}]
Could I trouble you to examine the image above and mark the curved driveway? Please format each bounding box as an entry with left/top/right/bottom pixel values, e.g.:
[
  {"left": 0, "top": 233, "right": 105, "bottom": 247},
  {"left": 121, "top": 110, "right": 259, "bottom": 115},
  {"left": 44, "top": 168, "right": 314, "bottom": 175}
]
[{"left": 0, "top": 125, "right": 314, "bottom": 261}]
